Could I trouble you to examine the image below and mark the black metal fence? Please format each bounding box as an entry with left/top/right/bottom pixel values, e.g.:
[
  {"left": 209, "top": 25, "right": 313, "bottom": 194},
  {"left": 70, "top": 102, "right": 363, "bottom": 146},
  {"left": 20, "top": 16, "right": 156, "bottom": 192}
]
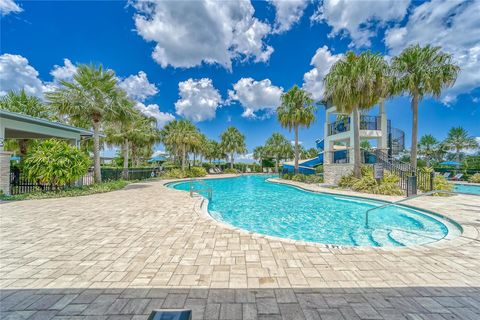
[{"left": 9, "top": 167, "right": 157, "bottom": 195}]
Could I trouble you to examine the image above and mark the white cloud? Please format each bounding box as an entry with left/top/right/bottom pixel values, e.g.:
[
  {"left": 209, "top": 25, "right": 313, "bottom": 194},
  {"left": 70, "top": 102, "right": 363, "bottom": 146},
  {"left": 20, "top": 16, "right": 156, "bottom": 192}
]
[
  {"left": 228, "top": 78, "right": 283, "bottom": 119},
  {"left": 132, "top": 0, "right": 273, "bottom": 70},
  {"left": 50, "top": 59, "right": 77, "bottom": 83},
  {"left": 175, "top": 78, "right": 222, "bottom": 122},
  {"left": 135, "top": 102, "right": 175, "bottom": 128},
  {"left": 269, "top": 0, "right": 308, "bottom": 33},
  {"left": 385, "top": 0, "right": 480, "bottom": 103},
  {"left": 302, "top": 46, "right": 343, "bottom": 100},
  {"left": 0, "top": 0, "right": 22, "bottom": 16},
  {"left": 118, "top": 71, "right": 158, "bottom": 102},
  {"left": 312, "top": 0, "right": 410, "bottom": 47},
  {"left": 0, "top": 54, "right": 44, "bottom": 97},
  {"left": 237, "top": 152, "right": 254, "bottom": 163}
]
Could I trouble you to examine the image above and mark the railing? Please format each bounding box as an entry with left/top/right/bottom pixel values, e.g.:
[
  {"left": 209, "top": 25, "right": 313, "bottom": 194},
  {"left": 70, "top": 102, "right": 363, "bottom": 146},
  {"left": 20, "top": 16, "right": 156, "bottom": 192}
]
[
  {"left": 9, "top": 167, "right": 158, "bottom": 195},
  {"left": 189, "top": 179, "right": 212, "bottom": 200},
  {"left": 365, "top": 190, "right": 455, "bottom": 227},
  {"left": 328, "top": 116, "right": 384, "bottom": 136}
]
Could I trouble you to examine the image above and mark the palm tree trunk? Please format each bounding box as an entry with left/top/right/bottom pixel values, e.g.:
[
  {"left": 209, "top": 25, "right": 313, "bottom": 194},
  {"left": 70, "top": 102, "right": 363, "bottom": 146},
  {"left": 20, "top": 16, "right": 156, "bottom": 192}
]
[
  {"left": 92, "top": 120, "right": 102, "bottom": 183},
  {"left": 411, "top": 93, "right": 419, "bottom": 170},
  {"left": 294, "top": 125, "right": 299, "bottom": 174},
  {"left": 123, "top": 138, "right": 129, "bottom": 180},
  {"left": 181, "top": 144, "right": 186, "bottom": 171},
  {"left": 193, "top": 152, "right": 196, "bottom": 166},
  {"left": 230, "top": 153, "right": 234, "bottom": 169},
  {"left": 275, "top": 156, "right": 279, "bottom": 173},
  {"left": 18, "top": 139, "right": 28, "bottom": 157},
  {"left": 352, "top": 107, "right": 361, "bottom": 178},
  {"left": 456, "top": 147, "right": 461, "bottom": 163}
]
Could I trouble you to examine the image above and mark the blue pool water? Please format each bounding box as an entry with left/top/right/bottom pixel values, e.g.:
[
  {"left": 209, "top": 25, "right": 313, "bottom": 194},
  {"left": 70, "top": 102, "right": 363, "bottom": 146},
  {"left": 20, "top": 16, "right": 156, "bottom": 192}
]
[
  {"left": 454, "top": 184, "right": 480, "bottom": 195},
  {"left": 169, "top": 175, "right": 457, "bottom": 247}
]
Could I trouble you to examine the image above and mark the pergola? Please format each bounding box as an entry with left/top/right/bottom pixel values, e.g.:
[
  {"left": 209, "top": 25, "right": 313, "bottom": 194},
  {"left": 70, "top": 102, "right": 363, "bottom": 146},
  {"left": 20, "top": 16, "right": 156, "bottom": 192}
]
[{"left": 0, "top": 109, "right": 94, "bottom": 195}]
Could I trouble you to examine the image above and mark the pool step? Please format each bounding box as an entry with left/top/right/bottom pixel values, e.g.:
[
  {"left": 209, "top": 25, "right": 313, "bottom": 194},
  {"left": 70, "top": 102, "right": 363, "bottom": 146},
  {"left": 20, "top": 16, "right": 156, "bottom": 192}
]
[
  {"left": 372, "top": 229, "right": 403, "bottom": 247},
  {"left": 388, "top": 229, "right": 439, "bottom": 246},
  {"left": 349, "top": 230, "right": 380, "bottom": 247}
]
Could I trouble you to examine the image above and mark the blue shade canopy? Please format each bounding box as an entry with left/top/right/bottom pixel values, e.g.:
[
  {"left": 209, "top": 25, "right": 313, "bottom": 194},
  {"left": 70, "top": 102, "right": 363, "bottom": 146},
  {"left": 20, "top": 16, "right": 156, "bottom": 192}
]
[
  {"left": 148, "top": 156, "right": 166, "bottom": 162},
  {"left": 10, "top": 156, "right": 21, "bottom": 161},
  {"left": 440, "top": 161, "right": 462, "bottom": 166}
]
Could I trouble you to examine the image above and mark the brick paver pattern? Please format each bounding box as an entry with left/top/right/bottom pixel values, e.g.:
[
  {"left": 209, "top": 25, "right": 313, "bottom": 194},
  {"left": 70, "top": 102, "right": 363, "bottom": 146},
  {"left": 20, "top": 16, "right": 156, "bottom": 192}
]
[{"left": 1, "top": 178, "right": 479, "bottom": 319}]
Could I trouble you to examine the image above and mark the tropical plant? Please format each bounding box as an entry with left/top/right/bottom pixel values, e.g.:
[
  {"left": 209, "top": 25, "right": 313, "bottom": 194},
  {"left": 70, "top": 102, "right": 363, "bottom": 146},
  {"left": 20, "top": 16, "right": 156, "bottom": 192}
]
[
  {"left": 105, "top": 106, "right": 160, "bottom": 177},
  {"left": 161, "top": 119, "right": 200, "bottom": 170},
  {"left": 469, "top": 173, "right": 480, "bottom": 183},
  {"left": 418, "top": 134, "right": 440, "bottom": 167},
  {"left": 277, "top": 85, "right": 316, "bottom": 173},
  {"left": 24, "top": 139, "right": 90, "bottom": 187},
  {"left": 264, "top": 133, "right": 293, "bottom": 173},
  {"left": 338, "top": 166, "right": 403, "bottom": 195},
  {"left": 391, "top": 44, "right": 460, "bottom": 169},
  {"left": 0, "top": 90, "right": 55, "bottom": 156},
  {"left": 443, "top": 127, "right": 479, "bottom": 163},
  {"left": 324, "top": 51, "right": 390, "bottom": 177},
  {"left": 47, "top": 64, "right": 131, "bottom": 182},
  {"left": 220, "top": 127, "right": 247, "bottom": 169},
  {"left": 0, "top": 89, "right": 52, "bottom": 119},
  {"left": 224, "top": 168, "right": 238, "bottom": 174}
]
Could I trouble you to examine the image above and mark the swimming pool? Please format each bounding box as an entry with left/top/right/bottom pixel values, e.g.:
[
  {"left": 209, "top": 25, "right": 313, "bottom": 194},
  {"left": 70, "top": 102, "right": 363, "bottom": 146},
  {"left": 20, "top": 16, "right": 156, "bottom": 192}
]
[
  {"left": 169, "top": 175, "right": 460, "bottom": 247},
  {"left": 454, "top": 183, "right": 480, "bottom": 195}
]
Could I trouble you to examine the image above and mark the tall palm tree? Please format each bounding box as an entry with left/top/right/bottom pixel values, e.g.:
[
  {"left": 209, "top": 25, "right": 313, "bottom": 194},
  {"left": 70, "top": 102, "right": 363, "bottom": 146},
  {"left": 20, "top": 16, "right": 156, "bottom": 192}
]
[
  {"left": 220, "top": 127, "right": 247, "bottom": 169},
  {"left": 418, "top": 134, "right": 439, "bottom": 167},
  {"left": 265, "top": 133, "right": 293, "bottom": 173},
  {"left": 47, "top": 64, "right": 130, "bottom": 182},
  {"left": 443, "top": 127, "right": 479, "bottom": 163},
  {"left": 161, "top": 119, "right": 199, "bottom": 170},
  {"left": 277, "top": 85, "right": 316, "bottom": 174},
  {"left": 324, "top": 51, "right": 390, "bottom": 178},
  {"left": 391, "top": 44, "right": 460, "bottom": 169}
]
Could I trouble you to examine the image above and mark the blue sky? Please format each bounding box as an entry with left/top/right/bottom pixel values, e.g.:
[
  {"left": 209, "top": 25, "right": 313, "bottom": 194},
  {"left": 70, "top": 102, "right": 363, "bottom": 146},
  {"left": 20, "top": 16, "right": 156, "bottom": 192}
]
[{"left": 1, "top": 0, "right": 479, "bottom": 158}]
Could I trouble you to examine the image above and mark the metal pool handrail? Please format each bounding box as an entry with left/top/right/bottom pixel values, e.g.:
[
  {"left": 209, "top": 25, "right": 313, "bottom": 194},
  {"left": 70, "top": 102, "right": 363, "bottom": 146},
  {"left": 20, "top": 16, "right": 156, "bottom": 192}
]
[
  {"left": 189, "top": 179, "right": 212, "bottom": 200},
  {"left": 365, "top": 190, "right": 456, "bottom": 228}
]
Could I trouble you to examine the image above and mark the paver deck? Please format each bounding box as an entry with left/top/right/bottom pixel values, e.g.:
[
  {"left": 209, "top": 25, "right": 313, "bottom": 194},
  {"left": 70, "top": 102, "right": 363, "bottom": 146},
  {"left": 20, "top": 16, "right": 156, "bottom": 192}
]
[{"left": 1, "top": 176, "right": 479, "bottom": 319}]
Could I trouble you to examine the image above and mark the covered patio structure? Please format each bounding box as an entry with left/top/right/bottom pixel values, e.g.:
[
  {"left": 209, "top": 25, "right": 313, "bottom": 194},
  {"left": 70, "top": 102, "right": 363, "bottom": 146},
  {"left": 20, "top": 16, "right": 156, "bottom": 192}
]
[{"left": 0, "top": 109, "right": 94, "bottom": 195}]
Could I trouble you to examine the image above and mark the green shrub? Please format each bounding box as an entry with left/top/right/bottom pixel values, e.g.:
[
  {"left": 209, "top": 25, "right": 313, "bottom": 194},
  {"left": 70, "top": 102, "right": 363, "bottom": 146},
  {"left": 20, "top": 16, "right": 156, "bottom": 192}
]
[
  {"left": 469, "top": 173, "right": 480, "bottom": 183},
  {"left": 224, "top": 168, "right": 238, "bottom": 174},
  {"left": 163, "top": 167, "right": 207, "bottom": 178},
  {"left": 338, "top": 166, "right": 403, "bottom": 195},
  {"left": 315, "top": 165, "right": 324, "bottom": 174},
  {"left": 24, "top": 139, "right": 90, "bottom": 187},
  {"left": 305, "top": 174, "right": 324, "bottom": 184},
  {"left": 187, "top": 166, "right": 207, "bottom": 177},
  {"left": 291, "top": 174, "right": 306, "bottom": 182},
  {"left": 430, "top": 175, "right": 453, "bottom": 196}
]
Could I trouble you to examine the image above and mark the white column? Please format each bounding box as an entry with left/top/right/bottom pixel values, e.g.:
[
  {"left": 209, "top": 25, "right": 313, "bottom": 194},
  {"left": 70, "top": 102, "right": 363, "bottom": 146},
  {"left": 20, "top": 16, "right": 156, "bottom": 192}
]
[
  {"left": 0, "top": 151, "right": 13, "bottom": 195},
  {"left": 379, "top": 99, "right": 388, "bottom": 151},
  {"left": 0, "top": 120, "right": 5, "bottom": 152},
  {"left": 349, "top": 111, "right": 355, "bottom": 163}
]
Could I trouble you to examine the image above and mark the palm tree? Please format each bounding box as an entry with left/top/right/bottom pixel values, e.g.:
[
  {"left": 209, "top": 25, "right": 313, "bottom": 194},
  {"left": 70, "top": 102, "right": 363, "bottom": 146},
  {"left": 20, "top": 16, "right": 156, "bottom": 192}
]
[
  {"left": 443, "top": 127, "right": 479, "bottom": 163},
  {"left": 47, "top": 64, "right": 130, "bottom": 182},
  {"left": 220, "top": 127, "right": 247, "bottom": 169},
  {"left": 277, "top": 85, "right": 316, "bottom": 174},
  {"left": 391, "top": 44, "right": 460, "bottom": 170},
  {"left": 324, "top": 51, "right": 390, "bottom": 178},
  {"left": 253, "top": 146, "right": 266, "bottom": 170},
  {"left": 265, "top": 133, "right": 293, "bottom": 173},
  {"left": 161, "top": 119, "right": 199, "bottom": 170},
  {"left": 106, "top": 107, "right": 160, "bottom": 177},
  {"left": 1, "top": 90, "right": 54, "bottom": 156},
  {"left": 418, "top": 134, "right": 439, "bottom": 167},
  {"left": 129, "top": 116, "right": 161, "bottom": 167}
]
